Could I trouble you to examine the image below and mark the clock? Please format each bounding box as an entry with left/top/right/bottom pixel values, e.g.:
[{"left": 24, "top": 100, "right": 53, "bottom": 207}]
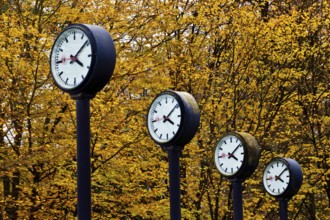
[
  {"left": 50, "top": 24, "right": 116, "bottom": 99},
  {"left": 214, "top": 132, "right": 260, "bottom": 180},
  {"left": 147, "top": 90, "right": 200, "bottom": 148},
  {"left": 263, "top": 158, "right": 303, "bottom": 198}
]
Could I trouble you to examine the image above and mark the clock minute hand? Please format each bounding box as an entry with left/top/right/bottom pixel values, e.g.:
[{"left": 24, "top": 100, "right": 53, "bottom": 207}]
[
  {"left": 228, "top": 144, "right": 241, "bottom": 160},
  {"left": 275, "top": 168, "right": 288, "bottom": 182},
  {"left": 70, "top": 40, "right": 88, "bottom": 64},
  {"left": 163, "top": 104, "right": 178, "bottom": 124},
  {"left": 166, "top": 104, "right": 179, "bottom": 118}
]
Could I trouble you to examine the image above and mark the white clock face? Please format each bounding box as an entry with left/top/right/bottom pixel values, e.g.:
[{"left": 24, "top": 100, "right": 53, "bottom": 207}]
[
  {"left": 263, "top": 160, "right": 290, "bottom": 196},
  {"left": 214, "top": 135, "right": 245, "bottom": 176},
  {"left": 50, "top": 27, "right": 92, "bottom": 90},
  {"left": 147, "top": 94, "right": 182, "bottom": 144}
]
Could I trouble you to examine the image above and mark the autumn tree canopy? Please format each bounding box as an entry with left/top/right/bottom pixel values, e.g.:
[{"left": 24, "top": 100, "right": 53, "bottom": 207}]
[{"left": 0, "top": 0, "right": 329, "bottom": 219}]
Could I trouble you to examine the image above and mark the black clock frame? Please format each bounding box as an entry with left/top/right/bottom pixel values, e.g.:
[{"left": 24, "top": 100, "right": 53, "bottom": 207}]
[
  {"left": 215, "top": 131, "right": 261, "bottom": 180},
  {"left": 50, "top": 24, "right": 116, "bottom": 99},
  {"left": 147, "top": 90, "right": 200, "bottom": 149},
  {"left": 263, "top": 157, "right": 303, "bottom": 199}
]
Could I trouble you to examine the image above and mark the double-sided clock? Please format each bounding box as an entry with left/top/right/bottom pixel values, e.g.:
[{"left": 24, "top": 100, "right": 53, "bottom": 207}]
[
  {"left": 263, "top": 157, "right": 303, "bottom": 198},
  {"left": 214, "top": 132, "right": 260, "bottom": 180},
  {"left": 50, "top": 24, "right": 116, "bottom": 99},
  {"left": 147, "top": 90, "right": 200, "bottom": 148}
]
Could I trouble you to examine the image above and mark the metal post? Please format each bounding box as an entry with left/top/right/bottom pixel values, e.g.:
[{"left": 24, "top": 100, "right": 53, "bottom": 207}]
[
  {"left": 76, "top": 98, "right": 91, "bottom": 220},
  {"left": 279, "top": 198, "right": 288, "bottom": 220},
  {"left": 168, "top": 148, "right": 181, "bottom": 220},
  {"left": 232, "top": 180, "right": 243, "bottom": 220}
]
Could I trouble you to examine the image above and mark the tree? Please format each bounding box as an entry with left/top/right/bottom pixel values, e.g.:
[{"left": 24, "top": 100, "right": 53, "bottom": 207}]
[{"left": 0, "top": 0, "right": 328, "bottom": 219}]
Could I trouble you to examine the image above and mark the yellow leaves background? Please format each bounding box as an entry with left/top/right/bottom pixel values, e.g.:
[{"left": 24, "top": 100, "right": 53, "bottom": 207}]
[{"left": 0, "top": 0, "right": 329, "bottom": 219}]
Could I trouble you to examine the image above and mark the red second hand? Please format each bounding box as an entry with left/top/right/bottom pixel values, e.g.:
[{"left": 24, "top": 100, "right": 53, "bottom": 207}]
[{"left": 60, "top": 55, "right": 77, "bottom": 64}]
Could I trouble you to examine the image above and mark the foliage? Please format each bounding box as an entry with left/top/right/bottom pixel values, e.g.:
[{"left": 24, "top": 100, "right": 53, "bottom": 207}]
[{"left": 0, "top": 0, "right": 329, "bottom": 219}]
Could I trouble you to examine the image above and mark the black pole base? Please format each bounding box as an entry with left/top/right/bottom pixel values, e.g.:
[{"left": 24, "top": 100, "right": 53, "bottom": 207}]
[
  {"left": 76, "top": 99, "right": 92, "bottom": 220},
  {"left": 168, "top": 148, "right": 182, "bottom": 220},
  {"left": 231, "top": 179, "right": 243, "bottom": 220}
]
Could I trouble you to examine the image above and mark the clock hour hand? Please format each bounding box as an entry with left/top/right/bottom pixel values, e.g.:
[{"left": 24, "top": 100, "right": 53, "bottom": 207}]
[
  {"left": 228, "top": 153, "right": 238, "bottom": 161},
  {"left": 70, "top": 55, "right": 84, "bottom": 67},
  {"left": 163, "top": 115, "right": 174, "bottom": 125},
  {"left": 275, "top": 175, "right": 284, "bottom": 182},
  {"left": 275, "top": 168, "right": 287, "bottom": 182}
]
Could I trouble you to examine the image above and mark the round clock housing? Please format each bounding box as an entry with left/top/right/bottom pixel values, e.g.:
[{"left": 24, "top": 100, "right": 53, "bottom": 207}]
[
  {"left": 50, "top": 24, "right": 116, "bottom": 98},
  {"left": 263, "top": 157, "right": 303, "bottom": 198},
  {"left": 214, "top": 132, "right": 260, "bottom": 180},
  {"left": 147, "top": 90, "right": 200, "bottom": 148}
]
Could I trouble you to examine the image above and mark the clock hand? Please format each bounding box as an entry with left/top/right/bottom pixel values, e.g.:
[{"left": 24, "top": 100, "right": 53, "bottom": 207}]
[
  {"left": 57, "top": 56, "right": 71, "bottom": 64},
  {"left": 152, "top": 116, "right": 162, "bottom": 123},
  {"left": 70, "top": 55, "right": 84, "bottom": 67},
  {"left": 275, "top": 168, "right": 288, "bottom": 182},
  {"left": 162, "top": 104, "right": 178, "bottom": 124},
  {"left": 228, "top": 144, "right": 241, "bottom": 160},
  {"left": 275, "top": 175, "right": 284, "bottom": 182},
  {"left": 166, "top": 104, "right": 179, "bottom": 118},
  {"left": 163, "top": 116, "right": 174, "bottom": 125},
  {"left": 228, "top": 153, "right": 238, "bottom": 161},
  {"left": 70, "top": 40, "right": 88, "bottom": 64},
  {"left": 75, "top": 40, "right": 88, "bottom": 57}
]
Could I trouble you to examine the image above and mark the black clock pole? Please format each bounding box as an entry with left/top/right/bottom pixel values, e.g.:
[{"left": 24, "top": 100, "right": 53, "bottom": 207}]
[
  {"left": 168, "top": 147, "right": 181, "bottom": 220},
  {"left": 278, "top": 198, "right": 288, "bottom": 220},
  {"left": 76, "top": 98, "right": 92, "bottom": 220},
  {"left": 232, "top": 179, "right": 243, "bottom": 220},
  {"left": 50, "top": 23, "right": 116, "bottom": 220}
]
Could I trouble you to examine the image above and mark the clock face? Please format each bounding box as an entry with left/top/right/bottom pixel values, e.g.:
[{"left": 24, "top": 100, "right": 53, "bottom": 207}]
[
  {"left": 263, "top": 159, "right": 291, "bottom": 196},
  {"left": 50, "top": 27, "right": 93, "bottom": 90},
  {"left": 214, "top": 135, "right": 245, "bottom": 176},
  {"left": 147, "top": 93, "right": 182, "bottom": 144}
]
